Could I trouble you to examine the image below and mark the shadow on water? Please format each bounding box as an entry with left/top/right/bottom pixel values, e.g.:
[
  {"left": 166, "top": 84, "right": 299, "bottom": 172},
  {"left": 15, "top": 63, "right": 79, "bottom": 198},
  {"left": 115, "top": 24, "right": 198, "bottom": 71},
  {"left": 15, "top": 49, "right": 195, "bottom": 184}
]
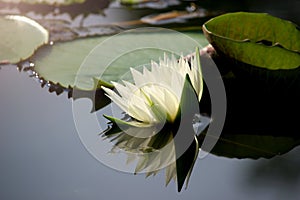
[{"left": 241, "top": 147, "right": 300, "bottom": 199}]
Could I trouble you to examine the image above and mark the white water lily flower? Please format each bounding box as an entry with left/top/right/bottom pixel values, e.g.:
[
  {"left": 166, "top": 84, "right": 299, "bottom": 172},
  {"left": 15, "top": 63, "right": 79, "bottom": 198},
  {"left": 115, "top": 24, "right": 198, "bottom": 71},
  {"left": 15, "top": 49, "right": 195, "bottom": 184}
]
[
  {"left": 101, "top": 48, "right": 203, "bottom": 192},
  {"left": 102, "top": 48, "right": 202, "bottom": 125}
]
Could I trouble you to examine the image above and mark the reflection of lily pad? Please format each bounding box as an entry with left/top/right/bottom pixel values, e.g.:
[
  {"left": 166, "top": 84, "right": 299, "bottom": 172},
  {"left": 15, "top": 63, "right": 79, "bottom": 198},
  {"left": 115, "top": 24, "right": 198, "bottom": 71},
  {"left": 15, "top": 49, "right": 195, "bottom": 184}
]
[
  {"left": 199, "top": 133, "right": 300, "bottom": 159},
  {"left": 32, "top": 30, "right": 208, "bottom": 90},
  {"left": 0, "top": 15, "right": 48, "bottom": 64},
  {"left": 1, "top": 0, "right": 110, "bottom": 19}
]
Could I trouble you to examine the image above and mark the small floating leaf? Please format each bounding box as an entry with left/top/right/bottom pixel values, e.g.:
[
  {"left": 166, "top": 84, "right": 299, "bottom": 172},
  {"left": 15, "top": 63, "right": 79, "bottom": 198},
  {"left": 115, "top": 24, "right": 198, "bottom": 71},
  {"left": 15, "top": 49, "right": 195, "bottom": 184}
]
[
  {"left": 120, "top": 0, "right": 155, "bottom": 4},
  {"left": 120, "top": 0, "right": 180, "bottom": 9},
  {"left": 0, "top": 15, "right": 49, "bottom": 64},
  {"left": 141, "top": 9, "right": 208, "bottom": 25},
  {"left": 202, "top": 12, "right": 300, "bottom": 70}
]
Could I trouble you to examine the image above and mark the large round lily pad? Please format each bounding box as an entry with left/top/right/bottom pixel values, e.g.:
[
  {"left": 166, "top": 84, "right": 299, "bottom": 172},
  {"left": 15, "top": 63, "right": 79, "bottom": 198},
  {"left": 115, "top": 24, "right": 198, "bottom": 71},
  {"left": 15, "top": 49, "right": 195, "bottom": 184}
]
[{"left": 32, "top": 29, "right": 208, "bottom": 90}]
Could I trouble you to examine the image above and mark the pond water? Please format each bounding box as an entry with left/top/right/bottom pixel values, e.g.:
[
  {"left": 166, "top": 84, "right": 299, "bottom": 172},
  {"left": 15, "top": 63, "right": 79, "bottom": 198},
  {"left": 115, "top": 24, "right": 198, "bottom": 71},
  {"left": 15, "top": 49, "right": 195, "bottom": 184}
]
[
  {"left": 0, "top": 0, "right": 300, "bottom": 199},
  {"left": 1, "top": 65, "right": 299, "bottom": 199}
]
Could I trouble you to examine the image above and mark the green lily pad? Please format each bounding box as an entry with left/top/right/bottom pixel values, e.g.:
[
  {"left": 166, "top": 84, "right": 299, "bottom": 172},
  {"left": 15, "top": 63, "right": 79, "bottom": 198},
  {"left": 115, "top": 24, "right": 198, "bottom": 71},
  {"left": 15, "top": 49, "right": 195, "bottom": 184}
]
[
  {"left": 0, "top": 15, "right": 49, "bottom": 64},
  {"left": 32, "top": 30, "right": 208, "bottom": 90},
  {"left": 202, "top": 12, "right": 300, "bottom": 70}
]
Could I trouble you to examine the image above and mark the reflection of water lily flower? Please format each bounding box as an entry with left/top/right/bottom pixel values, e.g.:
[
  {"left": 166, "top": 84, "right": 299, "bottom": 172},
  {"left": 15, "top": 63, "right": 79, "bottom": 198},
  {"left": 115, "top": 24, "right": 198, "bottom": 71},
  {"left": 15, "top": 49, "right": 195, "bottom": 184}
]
[{"left": 102, "top": 48, "right": 202, "bottom": 125}]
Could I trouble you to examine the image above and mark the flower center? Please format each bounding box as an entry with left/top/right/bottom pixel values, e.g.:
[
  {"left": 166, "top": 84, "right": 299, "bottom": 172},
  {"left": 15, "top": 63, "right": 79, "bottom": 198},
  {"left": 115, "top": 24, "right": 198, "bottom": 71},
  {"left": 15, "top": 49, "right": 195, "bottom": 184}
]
[{"left": 128, "top": 83, "right": 180, "bottom": 124}]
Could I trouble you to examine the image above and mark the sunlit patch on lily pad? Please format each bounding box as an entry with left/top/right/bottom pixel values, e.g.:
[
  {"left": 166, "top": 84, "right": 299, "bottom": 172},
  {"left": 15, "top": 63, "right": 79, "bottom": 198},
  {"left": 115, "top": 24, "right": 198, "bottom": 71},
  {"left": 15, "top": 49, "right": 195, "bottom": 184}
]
[{"left": 0, "top": 15, "right": 48, "bottom": 64}]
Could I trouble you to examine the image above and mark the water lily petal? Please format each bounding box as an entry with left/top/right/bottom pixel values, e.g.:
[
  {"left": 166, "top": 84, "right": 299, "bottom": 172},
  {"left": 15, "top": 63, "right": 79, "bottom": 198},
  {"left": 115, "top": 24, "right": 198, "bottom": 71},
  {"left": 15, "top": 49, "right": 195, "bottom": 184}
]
[
  {"left": 189, "top": 47, "right": 203, "bottom": 101},
  {"left": 131, "top": 67, "right": 146, "bottom": 87},
  {"left": 122, "top": 80, "right": 139, "bottom": 93},
  {"left": 101, "top": 86, "right": 128, "bottom": 111},
  {"left": 112, "top": 81, "right": 133, "bottom": 100}
]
